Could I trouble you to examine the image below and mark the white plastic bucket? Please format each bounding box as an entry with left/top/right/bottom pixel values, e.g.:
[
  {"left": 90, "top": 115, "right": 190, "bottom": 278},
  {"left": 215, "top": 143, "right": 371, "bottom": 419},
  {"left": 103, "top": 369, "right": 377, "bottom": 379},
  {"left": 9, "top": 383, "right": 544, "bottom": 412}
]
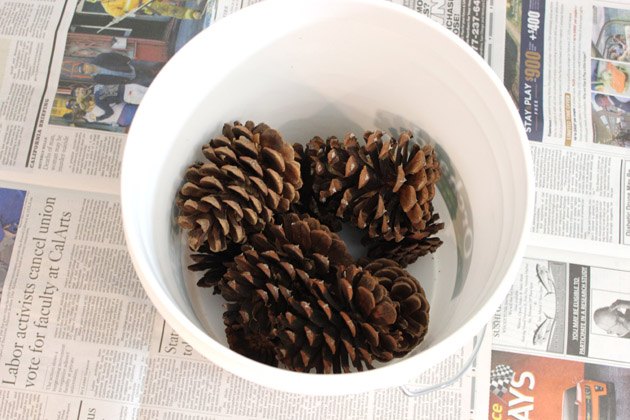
[{"left": 121, "top": 0, "right": 533, "bottom": 395}]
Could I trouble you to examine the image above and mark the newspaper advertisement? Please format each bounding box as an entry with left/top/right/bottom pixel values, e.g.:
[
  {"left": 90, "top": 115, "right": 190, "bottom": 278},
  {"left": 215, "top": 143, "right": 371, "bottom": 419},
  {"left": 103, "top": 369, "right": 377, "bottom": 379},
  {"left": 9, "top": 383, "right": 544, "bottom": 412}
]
[
  {"left": 502, "top": 0, "right": 630, "bottom": 150},
  {"left": 492, "top": 247, "right": 630, "bottom": 366},
  {"left": 503, "top": 0, "right": 593, "bottom": 145},
  {"left": 0, "top": 182, "right": 491, "bottom": 419},
  {"left": 487, "top": 350, "right": 629, "bottom": 420}
]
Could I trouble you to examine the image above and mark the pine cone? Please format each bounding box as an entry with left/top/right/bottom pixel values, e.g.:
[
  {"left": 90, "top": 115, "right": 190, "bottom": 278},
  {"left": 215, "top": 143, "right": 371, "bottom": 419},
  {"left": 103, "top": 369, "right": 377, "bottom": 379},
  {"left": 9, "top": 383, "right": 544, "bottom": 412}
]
[
  {"left": 223, "top": 301, "right": 278, "bottom": 366},
  {"left": 189, "top": 243, "right": 242, "bottom": 291},
  {"left": 271, "top": 259, "right": 429, "bottom": 372},
  {"left": 291, "top": 142, "right": 342, "bottom": 232},
  {"left": 176, "top": 121, "right": 302, "bottom": 252},
  {"left": 311, "top": 131, "right": 442, "bottom": 242},
  {"left": 219, "top": 212, "right": 354, "bottom": 303},
  {"left": 361, "top": 258, "right": 430, "bottom": 354},
  {"left": 272, "top": 264, "right": 410, "bottom": 373},
  {"left": 363, "top": 212, "right": 445, "bottom": 267},
  {"left": 218, "top": 212, "right": 355, "bottom": 370}
]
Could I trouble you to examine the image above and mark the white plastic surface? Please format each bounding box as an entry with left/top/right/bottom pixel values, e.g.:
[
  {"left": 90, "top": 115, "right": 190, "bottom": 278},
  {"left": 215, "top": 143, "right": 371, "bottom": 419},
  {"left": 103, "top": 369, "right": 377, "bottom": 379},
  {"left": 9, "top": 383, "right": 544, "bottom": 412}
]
[{"left": 121, "top": 0, "right": 533, "bottom": 395}]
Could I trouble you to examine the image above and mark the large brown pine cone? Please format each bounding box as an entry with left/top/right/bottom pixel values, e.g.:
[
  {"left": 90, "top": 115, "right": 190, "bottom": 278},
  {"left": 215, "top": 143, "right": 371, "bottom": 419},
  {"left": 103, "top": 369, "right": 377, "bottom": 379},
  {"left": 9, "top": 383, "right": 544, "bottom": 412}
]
[
  {"left": 219, "top": 212, "right": 354, "bottom": 303},
  {"left": 363, "top": 212, "right": 445, "bottom": 267},
  {"left": 271, "top": 262, "right": 429, "bottom": 373},
  {"left": 176, "top": 121, "right": 302, "bottom": 252},
  {"left": 310, "top": 131, "right": 442, "bottom": 242},
  {"left": 218, "top": 212, "right": 353, "bottom": 369}
]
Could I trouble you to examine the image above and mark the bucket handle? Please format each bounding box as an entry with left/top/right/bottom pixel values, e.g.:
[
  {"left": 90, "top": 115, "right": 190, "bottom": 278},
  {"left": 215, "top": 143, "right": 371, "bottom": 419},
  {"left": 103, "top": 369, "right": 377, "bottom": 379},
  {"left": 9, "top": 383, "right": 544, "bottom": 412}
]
[{"left": 399, "top": 326, "right": 486, "bottom": 397}]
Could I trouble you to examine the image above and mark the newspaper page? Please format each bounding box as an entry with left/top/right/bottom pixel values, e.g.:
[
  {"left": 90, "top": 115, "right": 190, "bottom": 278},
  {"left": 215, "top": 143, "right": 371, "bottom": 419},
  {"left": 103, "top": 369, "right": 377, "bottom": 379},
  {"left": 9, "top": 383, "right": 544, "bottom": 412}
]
[
  {"left": 0, "top": 0, "right": 125, "bottom": 193},
  {"left": 0, "top": 0, "right": 217, "bottom": 193},
  {"left": 0, "top": 181, "right": 491, "bottom": 419}
]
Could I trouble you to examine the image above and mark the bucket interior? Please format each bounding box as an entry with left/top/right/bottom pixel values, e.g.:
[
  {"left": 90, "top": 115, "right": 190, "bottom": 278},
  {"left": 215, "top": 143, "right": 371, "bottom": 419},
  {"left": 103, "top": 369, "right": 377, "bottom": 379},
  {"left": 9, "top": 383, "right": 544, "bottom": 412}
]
[
  {"left": 123, "top": 0, "right": 530, "bottom": 393},
  {"left": 159, "top": 18, "right": 508, "bottom": 355}
]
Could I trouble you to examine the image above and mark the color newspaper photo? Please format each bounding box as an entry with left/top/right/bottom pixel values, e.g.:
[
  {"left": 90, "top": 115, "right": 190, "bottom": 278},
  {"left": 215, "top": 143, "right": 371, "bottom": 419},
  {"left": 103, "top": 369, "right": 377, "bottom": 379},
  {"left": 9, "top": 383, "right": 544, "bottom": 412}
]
[
  {"left": 49, "top": 0, "right": 211, "bottom": 133},
  {"left": 590, "top": 6, "right": 630, "bottom": 148},
  {"left": 592, "top": 6, "right": 630, "bottom": 63},
  {"left": 591, "top": 59, "right": 630, "bottom": 98},
  {"left": 0, "top": 188, "right": 26, "bottom": 290},
  {"left": 591, "top": 93, "right": 630, "bottom": 148}
]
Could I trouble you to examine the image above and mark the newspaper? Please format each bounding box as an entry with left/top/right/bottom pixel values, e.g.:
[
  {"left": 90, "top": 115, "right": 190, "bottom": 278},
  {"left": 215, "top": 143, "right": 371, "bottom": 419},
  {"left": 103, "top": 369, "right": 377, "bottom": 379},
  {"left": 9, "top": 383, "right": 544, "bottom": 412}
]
[
  {"left": 0, "top": 0, "right": 629, "bottom": 419},
  {"left": 483, "top": 0, "right": 630, "bottom": 418}
]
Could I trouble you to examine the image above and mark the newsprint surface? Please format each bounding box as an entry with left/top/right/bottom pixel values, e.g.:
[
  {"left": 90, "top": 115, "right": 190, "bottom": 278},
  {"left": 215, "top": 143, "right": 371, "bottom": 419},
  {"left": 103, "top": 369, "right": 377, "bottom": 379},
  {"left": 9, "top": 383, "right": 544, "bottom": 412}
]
[{"left": 0, "top": 1, "right": 628, "bottom": 419}]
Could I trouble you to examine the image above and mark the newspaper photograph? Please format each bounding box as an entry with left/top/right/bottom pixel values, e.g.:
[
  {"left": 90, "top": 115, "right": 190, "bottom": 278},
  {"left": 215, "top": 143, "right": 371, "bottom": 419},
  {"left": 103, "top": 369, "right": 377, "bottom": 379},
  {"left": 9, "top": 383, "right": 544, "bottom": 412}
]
[
  {"left": 50, "top": 0, "right": 211, "bottom": 134},
  {"left": 591, "top": 4, "right": 630, "bottom": 148},
  {"left": 0, "top": 188, "right": 27, "bottom": 296},
  {"left": 488, "top": 350, "right": 629, "bottom": 420}
]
